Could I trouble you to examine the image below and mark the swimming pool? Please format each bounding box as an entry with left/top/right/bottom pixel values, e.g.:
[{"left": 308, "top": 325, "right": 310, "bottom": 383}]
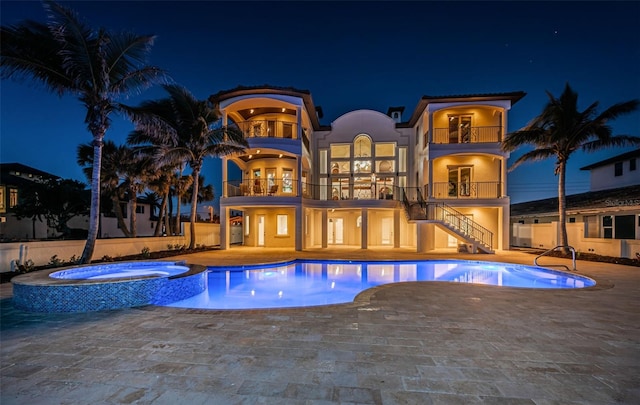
[{"left": 164, "top": 259, "right": 595, "bottom": 310}]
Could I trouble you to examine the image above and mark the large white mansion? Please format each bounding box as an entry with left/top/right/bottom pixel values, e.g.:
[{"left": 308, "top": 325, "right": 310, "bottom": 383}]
[{"left": 212, "top": 86, "right": 525, "bottom": 253}]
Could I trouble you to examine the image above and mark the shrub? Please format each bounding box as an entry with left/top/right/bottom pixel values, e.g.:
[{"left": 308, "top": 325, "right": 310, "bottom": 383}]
[
  {"left": 141, "top": 247, "right": 151, "bottom": 258},
  {"left": 48, "top": 255, "right": 64, "bottom": 267}
]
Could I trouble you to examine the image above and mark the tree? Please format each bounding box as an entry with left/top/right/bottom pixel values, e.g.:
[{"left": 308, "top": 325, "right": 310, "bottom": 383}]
[
  {"left": 13, "top": 178, "right": 89, "bottom": 239},
  {"left": 124, "top": 84, "right": 247, "bottom": 248},
  {"left": 502, "top": 83, "right": 640, "bottom": 252},
  {"left": 1, "top": 1, "right": 165, "bottom": 262}
]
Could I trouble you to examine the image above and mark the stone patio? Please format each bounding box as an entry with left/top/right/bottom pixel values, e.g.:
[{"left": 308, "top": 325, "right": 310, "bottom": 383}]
[{"left": 1, "top": 248, "right": 639, "bottom": 404}]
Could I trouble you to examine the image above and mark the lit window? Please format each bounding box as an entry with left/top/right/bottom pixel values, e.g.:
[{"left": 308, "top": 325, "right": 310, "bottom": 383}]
[
  {"left": 245, "top": 216, "right": 250, "bottom": 236},
  {"left": 9, "top": 188, "right": 18, "bottom": 208},
  {"left": 277, "top": 215, "right": 288, "bottom": 235}
]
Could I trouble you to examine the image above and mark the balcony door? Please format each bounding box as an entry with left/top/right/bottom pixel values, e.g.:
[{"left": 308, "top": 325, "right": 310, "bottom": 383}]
[
  {"left": 449, "top": 115, "right": 472, "bottom": 143},
  {"left": 448, "top": 167, "right": 472, "bottom": 197}
]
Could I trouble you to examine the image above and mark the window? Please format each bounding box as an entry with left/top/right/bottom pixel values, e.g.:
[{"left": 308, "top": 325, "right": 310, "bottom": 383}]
[
  {"left": 398, "top": 147, "right": 407, "bottom": 173},
  {"left": 136, "top": 206, "right": 145, "bottom": 214},
  {"left": 353, "top": 134, "right": 371, "bottom": 158},
  {"left": 330, "top": 144, "right": 350, "bottom": 158},
  {"left": 282, "top": 169, "right": 293, "bottom": 193},
  {"left": 319, "top": 150, "right": 328, "bottom": 174},
  {"left": 614, "top": 162, "right": 623, "bottom": 176},
  {"left": 585, "top": 215, "right": 598, "bottom": 238},
  {"left": 266, "top": 168, "right": 276, "bottom": 189},
  {"left": 277, "top": 215, "right": 288, "bottom": 235},
  {"left": 0, "top": 186, "right": 5, "bottom": 213},
  {"left": 245, "top": 215, "right": 250, "bottom": 236},
  {"left": 9, "top": 188, "right": 18, "bottom": 208},
  {"left": 568, "top": 217, "right": 576, "bottom": 223},
  {"left": 615, "top": 215, "right": 635, "bottom": 239},
  {"left": 602, "top": 215, "right": 613, "bottom": 238},
  {"left": 630, "top": 158, "right": 636, "bottom": 171},
  {"left": 375, "top": 143, "right": 395, "bottom": 157},
  {"left": 283, "top": 123, "right": 293, "bottom": 139}
]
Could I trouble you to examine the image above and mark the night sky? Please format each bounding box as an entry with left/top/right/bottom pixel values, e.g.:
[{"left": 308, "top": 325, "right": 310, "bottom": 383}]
[{"left": 1, "top": 1, "right": 639, "bottom": 209}]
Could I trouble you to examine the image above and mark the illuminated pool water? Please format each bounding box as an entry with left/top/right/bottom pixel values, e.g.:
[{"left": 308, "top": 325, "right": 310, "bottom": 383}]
[
  {"left": 163, "top": 259, "right": 595, "bottom": 310},
  {"left": 49, "top": 262, "right": 189, "bottom": 280}
]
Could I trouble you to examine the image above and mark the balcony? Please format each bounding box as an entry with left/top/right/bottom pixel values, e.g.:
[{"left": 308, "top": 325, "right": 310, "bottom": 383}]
[
  {"left": 430, "top": 182, "right": 502, "bottom": 199},
  {"left": 432, "top": 126, "right": 502, "bottom": 144},
  {"left": 236, "top": 120, "right": 298, "bottom": 139},
  {"left": 225, "top": 179, "right": 298, "bottom": 197},
  {"left": 225, "top": 180, "right": 403, "bottom": 201}
]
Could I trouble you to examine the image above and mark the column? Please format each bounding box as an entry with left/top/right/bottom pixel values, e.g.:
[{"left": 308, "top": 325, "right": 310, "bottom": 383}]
[
  {"left": 295, "top": 206, "right": 303, "bottom": 251},
  {"left": 321, "top": 209, "right": 328, "bottom": 248},
  {"left": 394, "top": 209, "right": 401, "bottom": 248},
  {"left": 361, "top": 208, "right": 368, "bottom": 249},
  {"left": 219, "top": 206, "right": 229, "bottom": 250},
  {"left": 222, "top": 156, "right": 228, "bottom": 198}
]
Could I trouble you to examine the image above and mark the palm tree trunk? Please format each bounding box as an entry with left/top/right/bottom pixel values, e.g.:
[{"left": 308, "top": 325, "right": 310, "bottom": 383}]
[
  {"left": 189, "top": 168, "right": 200, "bottom": 249},
  {"left": 558, "top": 161, "right": 569, "bottom": 254},
  {"left": 113, "top": 195, "right": 132, "bottom": 237},
  {"left": 154, "top": 193, "right": 168, "bottom": 236},
  {"left": 80, "top": 138, "right": 103, "bottom": 264},
  {"left": 130, "top": 196, "right": 137, "bottom": 238}
]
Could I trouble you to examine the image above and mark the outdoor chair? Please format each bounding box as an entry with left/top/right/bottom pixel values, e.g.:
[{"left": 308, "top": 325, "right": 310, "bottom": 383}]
[{"left": 267, "top": 185, "right": 278, "bottom": 196}]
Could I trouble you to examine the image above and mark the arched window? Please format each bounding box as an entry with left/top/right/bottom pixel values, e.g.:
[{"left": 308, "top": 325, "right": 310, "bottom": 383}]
[{"left": 353, "top": 134, "right": 371, "bottom": 158}]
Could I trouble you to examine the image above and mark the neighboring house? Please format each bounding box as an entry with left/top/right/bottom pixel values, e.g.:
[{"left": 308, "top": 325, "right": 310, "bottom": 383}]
[
  {"left": 0, "top": 163, "right": 64, "bottom": 240},
  {"left": 0, "top": 163, "right": 157, "bottom": 240},
  {"left": 212, "top": 86, "right": 525, "bottom": 253},
  {"left": 511, "top": 149, "right": 640, "bottom": 258}
]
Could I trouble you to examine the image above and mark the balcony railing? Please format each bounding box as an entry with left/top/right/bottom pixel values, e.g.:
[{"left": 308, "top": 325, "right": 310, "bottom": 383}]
[
  {"left": 225, "top": 180, "right": 403, "bottom": 201},
  {"left": 225, "top": 180, "right": 502, "bottom": 201},
  {"left": 226, "top": 179, "right": 298, "bottom": 197},
  {"left": 235, "top": 120, "right": 299, "bottom": 140},
  {"left": 430, "top": 182, "right": 502, "bottom": 199},
  {"left": 432, "top": 126, "right": 502, "bottom": 144}
]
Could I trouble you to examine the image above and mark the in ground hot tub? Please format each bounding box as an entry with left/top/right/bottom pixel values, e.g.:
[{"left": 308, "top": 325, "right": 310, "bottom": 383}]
[
  {"left": 11, "top": 261, "right": 207, "bottom": 313},
  {"left": 49, "top": 262, "right": 190, "bottom": 280}
]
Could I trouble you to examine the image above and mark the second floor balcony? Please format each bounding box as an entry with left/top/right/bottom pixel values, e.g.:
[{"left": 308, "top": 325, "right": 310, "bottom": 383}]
[
  {"left": 224, "top": 180, "right": 503, "bottom": 201},
  {"left": 431, "top": 126, "right": 502, "bottom": 144},
  {"left": 429, "top": 182, "right": 502, "bottom": 199}
]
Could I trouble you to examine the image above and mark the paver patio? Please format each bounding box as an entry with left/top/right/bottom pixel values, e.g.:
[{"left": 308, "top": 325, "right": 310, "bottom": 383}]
[{"left": 1, "top": 248, "right": 639, "bottom": 404}]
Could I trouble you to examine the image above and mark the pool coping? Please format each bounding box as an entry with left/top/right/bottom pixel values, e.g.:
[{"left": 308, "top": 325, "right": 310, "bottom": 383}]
[{"left": 10, "top": 260, "right": 207, "bottom": 287}]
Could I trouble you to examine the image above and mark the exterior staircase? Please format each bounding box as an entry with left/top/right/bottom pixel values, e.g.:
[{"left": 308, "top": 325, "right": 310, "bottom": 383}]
[{"left": 400, "top": 188, "right": 494, "bottom": 253}]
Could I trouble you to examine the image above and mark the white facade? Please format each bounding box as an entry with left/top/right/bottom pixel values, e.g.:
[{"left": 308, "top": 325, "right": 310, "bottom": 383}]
[
  {"left": 580, "top": 149, "right": 639, "bottom": 191},
  {"left": 214, "top": 86, "right": 524, "bottom": 253}
]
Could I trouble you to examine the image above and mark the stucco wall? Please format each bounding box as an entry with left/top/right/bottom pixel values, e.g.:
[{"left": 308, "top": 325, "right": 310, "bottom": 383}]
[
  {"left": 511, "top": 221, "right": 639, "bottom": 259},
  {"left": 0, "top": 223, "right": 237, "bottom": 272}
]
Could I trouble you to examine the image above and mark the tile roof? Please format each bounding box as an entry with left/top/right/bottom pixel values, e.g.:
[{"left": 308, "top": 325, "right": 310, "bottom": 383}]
[{"left": 511, "top": 184, "right": 640, "bottom": 217}]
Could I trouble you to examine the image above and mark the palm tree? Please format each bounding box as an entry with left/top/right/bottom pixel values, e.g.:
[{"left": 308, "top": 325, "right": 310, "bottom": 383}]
[
  {"left": 182, "top": 175, "right": 215, "bottom": 221},
  {"left": 1, "top": 1, "right": 165, "bottom": 263},
  {"left": 502, "top": 83, "right": 640, "bottom": 252},
  {"left": 78, "top": 141, "right": 135, "bottom": 237},
  {"left": 124, "top": 84, "right": 247, "bottom": 248}
]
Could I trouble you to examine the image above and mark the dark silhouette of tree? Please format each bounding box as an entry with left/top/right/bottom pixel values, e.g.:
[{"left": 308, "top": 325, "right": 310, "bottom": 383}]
[
  {"left": 1, "top": 1, "right": 165, "bottom": 262},
  {"left": 124, "top": 84, "right": 247, "bottom": 248}
]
